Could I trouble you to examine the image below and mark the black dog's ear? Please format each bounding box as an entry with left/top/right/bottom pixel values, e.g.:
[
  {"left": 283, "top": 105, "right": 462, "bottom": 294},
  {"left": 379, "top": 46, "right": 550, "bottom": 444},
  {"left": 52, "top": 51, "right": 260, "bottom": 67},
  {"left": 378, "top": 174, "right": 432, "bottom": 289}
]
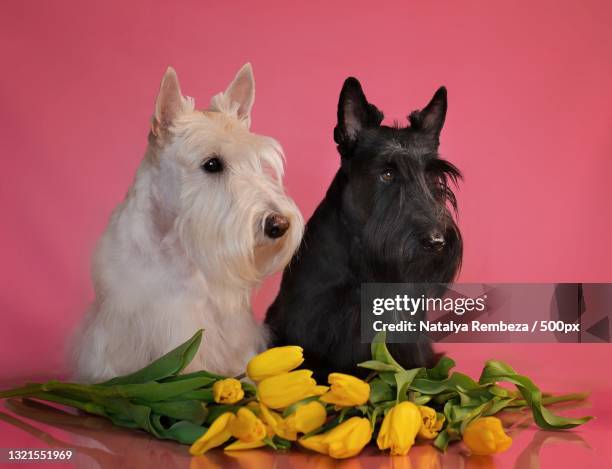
[
  {"left": 334, "top": 77, "right": 384, "bottom": 153},
  {"left": 408, "top": 86, "right": 447, "bottom": 140}
]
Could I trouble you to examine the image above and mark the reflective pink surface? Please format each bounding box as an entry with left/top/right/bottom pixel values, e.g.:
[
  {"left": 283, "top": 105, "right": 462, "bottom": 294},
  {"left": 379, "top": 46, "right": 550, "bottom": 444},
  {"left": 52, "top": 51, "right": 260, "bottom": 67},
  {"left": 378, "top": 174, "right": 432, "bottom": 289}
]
[
  {"left": 2, "top": 344, "right": 610, "bottom": 469},
  {"left": 1, "top": 0, "right": 612, "bottom": 377}
]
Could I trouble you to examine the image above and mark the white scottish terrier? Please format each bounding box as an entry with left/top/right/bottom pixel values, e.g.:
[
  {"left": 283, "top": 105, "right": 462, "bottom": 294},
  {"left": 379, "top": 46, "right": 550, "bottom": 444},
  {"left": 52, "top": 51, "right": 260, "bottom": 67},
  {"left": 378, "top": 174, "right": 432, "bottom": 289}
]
[{"left": 72, "top": 64, "right": 304, "bottom": 382}]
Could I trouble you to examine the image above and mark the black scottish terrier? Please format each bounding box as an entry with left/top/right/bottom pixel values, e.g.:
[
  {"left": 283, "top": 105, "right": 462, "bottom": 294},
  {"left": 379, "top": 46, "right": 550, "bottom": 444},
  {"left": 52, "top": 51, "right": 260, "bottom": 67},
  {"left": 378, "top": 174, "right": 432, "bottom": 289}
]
[{"left": 265, "top": 78, "right": 462, "bottom": 379}]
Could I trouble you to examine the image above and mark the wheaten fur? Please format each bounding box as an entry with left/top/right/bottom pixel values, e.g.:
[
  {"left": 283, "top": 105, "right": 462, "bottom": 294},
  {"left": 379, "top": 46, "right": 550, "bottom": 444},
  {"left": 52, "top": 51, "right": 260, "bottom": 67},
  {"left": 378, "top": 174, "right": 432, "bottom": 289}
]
[{"left": 72, "top": 64, "right": 303, "bottom": 382}]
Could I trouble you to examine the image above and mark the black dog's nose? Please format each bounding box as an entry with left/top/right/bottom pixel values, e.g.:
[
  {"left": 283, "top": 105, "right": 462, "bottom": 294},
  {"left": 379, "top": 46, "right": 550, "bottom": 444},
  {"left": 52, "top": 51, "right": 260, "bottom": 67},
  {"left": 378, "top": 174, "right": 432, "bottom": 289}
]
[
  {"left": 264, "top": 214, "right": 290, "bottom": 239},
  {"left": 422, "top": 231, "right": 446, "bottom": 252}
]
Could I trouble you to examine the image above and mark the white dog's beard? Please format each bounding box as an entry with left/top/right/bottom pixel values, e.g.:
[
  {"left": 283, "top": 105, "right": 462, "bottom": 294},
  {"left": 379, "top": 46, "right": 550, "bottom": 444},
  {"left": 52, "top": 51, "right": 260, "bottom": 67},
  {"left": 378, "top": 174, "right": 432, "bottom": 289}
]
[{"left": 176, "top": 193, "right": 302, "bottom": 287}]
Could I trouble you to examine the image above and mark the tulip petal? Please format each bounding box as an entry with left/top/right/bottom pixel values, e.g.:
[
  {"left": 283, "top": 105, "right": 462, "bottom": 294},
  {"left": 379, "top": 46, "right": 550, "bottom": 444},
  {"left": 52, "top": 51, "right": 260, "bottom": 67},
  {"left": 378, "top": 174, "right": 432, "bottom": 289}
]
[
  {"left": 247, "top": 346, "right": 304, "bottom": 381},
  {"left": 224, "top": 439, "right": 266, "bottom": 451},
  {"left": 463, "top": 417, "right": 512, "bottom": 455},
  {"left": 257, "top": 370, "right": 317, "bottom": 409},
  {"left": 299, "top": 434, "right": 328, "bottom": 455},
  {"left": 294, "top": 401, "right": 327, "bottom": 434},
  {"left": 189, "top": 412, "right": 235, "bottom": 456}
]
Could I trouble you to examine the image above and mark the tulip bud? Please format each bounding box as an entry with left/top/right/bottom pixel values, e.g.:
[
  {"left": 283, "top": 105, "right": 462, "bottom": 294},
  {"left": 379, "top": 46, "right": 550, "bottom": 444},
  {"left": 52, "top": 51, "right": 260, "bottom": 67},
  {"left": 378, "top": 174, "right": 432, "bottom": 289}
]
[
  {"left": 212, "top": 378, "right": 244, "bottom": 404},
  {"left": 299, "top": 417, "right": 372, "bottom": 459},
  {"left": 247, "top": 346, "right": 304, "bottom": 381},
  {"left": 463, "top": 417, "right": 512, "bottom": 455},
  {"left": 319, "top": 373, "right": 370, "bottom": 407},
  {"left": 377, "top": 401, "right": 422, "bottom": 455},
  {"left": 293, "top": 401, "right": 327, "bottom": 434},
  {"left": 276, "top": 400, "right": 328, "bottom": 441},
  {"left": 230, "top": 407, "right": 267, "bottom": 443},
  {"left": 257, "top": 369, "right": 318, "bottom": 409},
  {"left": 189, "top": 412, "right": 235, "bottom": 455},
  {"left": 259, "top": 403, "right": 297, "bottom": 440},
  {"left": 418, "top": 405, "right": 445, "bottom": 439}
]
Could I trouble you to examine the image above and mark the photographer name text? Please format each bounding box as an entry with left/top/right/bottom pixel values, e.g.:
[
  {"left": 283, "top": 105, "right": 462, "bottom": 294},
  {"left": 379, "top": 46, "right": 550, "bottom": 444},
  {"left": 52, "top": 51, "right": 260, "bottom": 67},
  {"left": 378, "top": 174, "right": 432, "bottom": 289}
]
[{"left": 372, "top": 320, "right": 580, "bottom": 334}]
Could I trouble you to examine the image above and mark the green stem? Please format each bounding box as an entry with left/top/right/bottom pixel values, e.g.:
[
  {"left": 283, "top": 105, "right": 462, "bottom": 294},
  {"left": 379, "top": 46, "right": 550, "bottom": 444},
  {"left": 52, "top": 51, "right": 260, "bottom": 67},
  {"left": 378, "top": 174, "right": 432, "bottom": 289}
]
[
  {"left": 510, "top": 392, "right": 589, "bottom": 408},
  {"left": 28, "top": 392, "right": 107, "bottom": 417},
  {"left": 0, "top": 384, "right": 44, "bottom": 398}
]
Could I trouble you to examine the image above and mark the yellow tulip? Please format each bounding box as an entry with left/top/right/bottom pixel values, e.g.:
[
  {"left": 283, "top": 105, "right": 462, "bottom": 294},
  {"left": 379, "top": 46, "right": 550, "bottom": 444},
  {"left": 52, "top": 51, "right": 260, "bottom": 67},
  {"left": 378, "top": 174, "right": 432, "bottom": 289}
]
[
  {"left": 299, "top": 417, "right": 372, "bottom": 459},
  {"left": 258, "top": 403, "right": 297, "bottom": 440},
  {"left": 212, "top": 378, "right": 244, "bottom": 404},
  {"left": 225, "top": 411, "right": 276, "bottom": 452},
  {"left": 311, "top": 385, "right": 330, "bottom": 396},
  {"left": 377, "top": 401, "right": 422, "bottom": 455},
  {"left": 463, "top": 417, "right": 512, "bottom": 455},
  {"left": 189, "top": 412, "right": 235, "bottom": 455},
  {"left": 229, "top": 407, "right": 267, "bottom": 443},
  {"left": 299, "top": 432, "right": 328, "bottom": 454},
  {"left": 257, "top": 369, "right": 318, "bottom": 409},
  {"left": 319, "top": 373, "right": 370, "bottom": 407},
  {"left": 292, "top": 401, "right": 328, "bottom": 434},
  {"left": 247, "top": 346, "right": 304, "bottom": 381},
  {"left": 257, "top": 400, "right": 327, "bottom": 441},
  {"left": 418, "top": 405, "right": 445, "bottom": 439}
]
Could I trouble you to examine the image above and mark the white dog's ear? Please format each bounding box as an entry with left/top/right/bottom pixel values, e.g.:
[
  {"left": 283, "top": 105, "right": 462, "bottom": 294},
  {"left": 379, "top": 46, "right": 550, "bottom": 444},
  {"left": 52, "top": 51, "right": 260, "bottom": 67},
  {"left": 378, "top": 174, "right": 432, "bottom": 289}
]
[
  {"left": 152, "top": 67, "right": 192, "bottom": 135},
  {"left": 224, "top": 63, "right": 255, "bottom": 125}
]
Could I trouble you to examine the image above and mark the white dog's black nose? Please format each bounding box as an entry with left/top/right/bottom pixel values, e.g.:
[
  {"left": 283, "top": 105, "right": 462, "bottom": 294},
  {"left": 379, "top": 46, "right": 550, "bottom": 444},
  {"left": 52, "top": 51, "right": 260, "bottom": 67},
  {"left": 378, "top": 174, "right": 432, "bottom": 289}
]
[
  {"left": 264, "top": 214, "right": 290, "bottom": 239},
  {"left": 422, "top": 231, "right": 446, "bottom": 252}
]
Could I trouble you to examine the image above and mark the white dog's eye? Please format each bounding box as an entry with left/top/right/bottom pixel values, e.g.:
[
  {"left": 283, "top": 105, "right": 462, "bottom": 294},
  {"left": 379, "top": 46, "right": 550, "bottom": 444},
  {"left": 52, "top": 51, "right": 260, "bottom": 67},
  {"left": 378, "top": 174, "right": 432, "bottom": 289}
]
[{"left": 201, "top": 157, "right": 223, "bottom": 173}]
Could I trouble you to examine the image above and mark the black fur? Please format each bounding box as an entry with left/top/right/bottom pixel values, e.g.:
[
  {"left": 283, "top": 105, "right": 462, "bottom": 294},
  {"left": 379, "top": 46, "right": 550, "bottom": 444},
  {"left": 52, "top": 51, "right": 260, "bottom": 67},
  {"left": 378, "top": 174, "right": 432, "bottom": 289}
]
[{"left": 266, "top": 78, "right": 462, "bottom": 380}]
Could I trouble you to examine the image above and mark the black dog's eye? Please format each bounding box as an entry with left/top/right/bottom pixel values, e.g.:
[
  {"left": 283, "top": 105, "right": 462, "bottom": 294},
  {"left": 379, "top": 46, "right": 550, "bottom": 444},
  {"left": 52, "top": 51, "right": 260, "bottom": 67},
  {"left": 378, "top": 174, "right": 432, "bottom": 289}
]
[
  {"left": 380, "top": 168, "right": 395, "bottom": 183},
  {"left": 201, "top": 157, "right": 223, "bottom": 173}
]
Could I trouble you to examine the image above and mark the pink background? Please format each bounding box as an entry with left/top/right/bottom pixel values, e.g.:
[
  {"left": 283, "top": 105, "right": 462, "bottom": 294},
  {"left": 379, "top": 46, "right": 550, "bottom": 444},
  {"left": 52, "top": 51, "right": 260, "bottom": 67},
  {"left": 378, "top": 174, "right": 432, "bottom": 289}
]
[{"left": 1, "top": 0, "right": 611, "bottom": 383}]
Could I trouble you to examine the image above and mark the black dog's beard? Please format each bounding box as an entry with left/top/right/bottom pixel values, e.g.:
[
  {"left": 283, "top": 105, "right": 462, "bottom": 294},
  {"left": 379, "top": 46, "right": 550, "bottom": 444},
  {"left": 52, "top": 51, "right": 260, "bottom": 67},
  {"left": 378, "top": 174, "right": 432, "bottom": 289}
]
[{"left": 360, "top": 198, "right": 462, "bottom": 283}]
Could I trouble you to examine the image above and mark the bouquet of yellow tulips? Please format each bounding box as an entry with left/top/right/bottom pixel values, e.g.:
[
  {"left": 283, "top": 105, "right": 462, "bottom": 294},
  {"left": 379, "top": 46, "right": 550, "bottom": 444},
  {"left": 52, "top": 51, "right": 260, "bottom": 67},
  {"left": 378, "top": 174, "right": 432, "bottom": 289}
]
[{"left": 0, "top": 330, "right": 592, "bottom": 459}]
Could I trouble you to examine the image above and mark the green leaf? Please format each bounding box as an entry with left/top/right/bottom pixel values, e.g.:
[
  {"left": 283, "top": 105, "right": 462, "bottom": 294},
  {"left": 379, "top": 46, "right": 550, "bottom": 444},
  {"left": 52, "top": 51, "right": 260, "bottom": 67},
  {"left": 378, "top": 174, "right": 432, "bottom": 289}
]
[
  {"left": 106, "top": 413, "right": 140, "bottom": 429},
  {"left": 479, "top": 360, "right": 592, "bottom": 430},
  {"left": 150, "top": 414, "right": 207, "bottom": 444},
  {"left": 338, "top": 407, "right": 351, "bottom": 423},
  {"left": 263, "top": 436, "right": 278, "bottom": 450},
  {"left": 159, "top": 370, "right": 225, "bottom": 383},
  {"left": 484, "top": 396, "right": 516, "bottom": 416},
  {"left": 426, "top": 356, "right": 456, "bottom": 380},
  {"left": 413, "top": 395, "right": 432, "bottom": 405},
  {"left": 488, "top": 385, "right": 512, "bottom": 398},
  {"left": 28, "top": 392, "right": 107, "bottom": 417},
  {"left": 370, "top": 332, "right": 404, "bottom": 371},
  {"left": 241, "top": 381, "right": 257, "bottom": 396},
  {"left": 378, "top": 371, "right": 397, "bottom": 386},
  {"left": 169, "top": 389, "right": 214, "bottom": 402},
  {"left": 433, "top": 429, "right": 455, "bottom": 451},
  {"left": 40, "top": 376, "right": 215, "bottom": 403},
  {"left": 206, "top": 404, "right": 239, "bottom": 424},
  {"left": 140, "top": 400, "right": 207, "bottom": 425},
  {"left": 102, "top": 329, "right": 204, "bottom": 385},
  {"left": 106, "top": 400, "right": 157, "bottom": 435},
  {"left": 395, "top": 369, "right": 421, "bottom": 402},
  {"left": 358, "top": 360, "right": 403, "bottom": 373},
  {"left": 458, "top": 401, "right": 495, "bottom": 434},
  {"left": 369, "top": 405, "right": 383, "bottom": 428},
  {"left": 443, "top": 399, "right": 456, "bottom": 422},
  {"left": 369, "top": 378, "right": 394, "bottom": 404},
  {"left": 410, "top": 372, "right": 480, "bottom": 395},
  {"left": 272, "top": 436, "right": 293, "bottom": 450}
]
